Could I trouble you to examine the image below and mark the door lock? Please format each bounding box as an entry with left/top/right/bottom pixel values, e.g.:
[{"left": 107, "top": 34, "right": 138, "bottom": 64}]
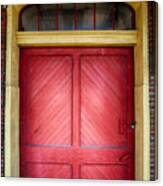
[{"left": 130, "top": 121, "right": 135, "bottom": 129}]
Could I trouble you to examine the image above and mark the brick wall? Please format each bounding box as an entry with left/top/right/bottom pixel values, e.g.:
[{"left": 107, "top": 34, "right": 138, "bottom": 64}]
[
  {"left": 148, "top": 1, "right": 158, "bottom": 180},
  {"left": 1, "top": 5, "right": 7, "bottom": 177}
]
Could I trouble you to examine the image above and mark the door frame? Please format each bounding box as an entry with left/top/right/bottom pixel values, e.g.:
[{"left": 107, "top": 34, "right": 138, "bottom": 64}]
[{"left": 5, "top": 2, "right": 150, "bottom": 180}]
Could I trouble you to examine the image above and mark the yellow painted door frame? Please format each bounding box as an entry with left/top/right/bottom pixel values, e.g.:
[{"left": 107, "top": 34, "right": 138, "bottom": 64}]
[{"left": 5, "top": 2, "right": 150, "bottom": 180}]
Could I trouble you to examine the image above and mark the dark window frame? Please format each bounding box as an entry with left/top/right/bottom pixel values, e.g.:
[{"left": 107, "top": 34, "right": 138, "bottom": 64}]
[{"left": 19, "top": 3, "right": 135, "bottom": 31}]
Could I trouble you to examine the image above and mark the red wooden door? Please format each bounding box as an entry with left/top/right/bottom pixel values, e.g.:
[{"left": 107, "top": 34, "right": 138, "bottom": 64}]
[{"left": 20, "top": 48, "right": 134, "bottom": 180}]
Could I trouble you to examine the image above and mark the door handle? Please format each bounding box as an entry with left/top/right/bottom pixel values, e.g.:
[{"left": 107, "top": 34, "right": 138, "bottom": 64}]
[{"left": 130, "top": 121, "right": 135, "bottom": 129}]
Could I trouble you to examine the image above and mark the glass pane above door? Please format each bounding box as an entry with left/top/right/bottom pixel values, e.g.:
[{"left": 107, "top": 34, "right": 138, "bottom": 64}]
[{"left": 19, "top": 3, "right": 135, "bottom": 31}]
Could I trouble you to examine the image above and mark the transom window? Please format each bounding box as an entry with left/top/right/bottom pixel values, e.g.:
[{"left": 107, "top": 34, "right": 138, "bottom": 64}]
[{"left": 19, "top": 3, "right": 135, "bottom": 31}]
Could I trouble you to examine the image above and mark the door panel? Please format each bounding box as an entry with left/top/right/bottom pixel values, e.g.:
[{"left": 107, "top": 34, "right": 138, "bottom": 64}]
[
  {"left": 24, "top": 56, "right": 72, "bottom": 146},
  {"left": 20, "top": 48, "right": 134, "bottom": 180},
  {"left": 26, "top": 163, "right": 72, "bottom": 178},
  {"left": 81, "top": 55, "right": 128, "bottom": 147},
  {"left": 81, "top": 164, "right": 128, "bottom": 180}
]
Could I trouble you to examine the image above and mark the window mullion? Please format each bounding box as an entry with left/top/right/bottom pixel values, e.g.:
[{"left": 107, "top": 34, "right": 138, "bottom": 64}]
[
  {"left": 93, "top": 3, "right": 96, "bottom": 30},
  {"left": 56, "top": 4, "right": 59, "bottom": 30},
  {"left": 37, "top": 6, "right": 41, "bottom": 31},
  {"left": 74, "top": 4, "right": 78, "bottom": 30}
]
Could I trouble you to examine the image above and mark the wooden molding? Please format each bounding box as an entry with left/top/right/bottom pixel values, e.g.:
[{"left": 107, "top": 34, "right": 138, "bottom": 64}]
[
  {"left": 16, "top": 31, "right": 138, "bottom": 47},
  {"left": 5, "top": 6, "right": 20, "bottom": 177},
  {"left": 134, "top": 2, "right": 150, "bottom": 180}
]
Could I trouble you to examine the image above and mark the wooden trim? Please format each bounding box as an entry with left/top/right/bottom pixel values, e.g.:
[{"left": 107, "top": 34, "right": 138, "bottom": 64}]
[
  {"left": 5, "top": 6, "right": 20, "bottom": 177},
  {"left": 16, "top": 31, "right": 137, "bottom": 47},
  {"left": 5, "top": 87, "right": 19, "bottom": 176},
  {"left": 5, "top": 3, "right": 150, "bottom": 180},
  {"left": 134, "top": 2, "right": 150, "bottom": 180}
]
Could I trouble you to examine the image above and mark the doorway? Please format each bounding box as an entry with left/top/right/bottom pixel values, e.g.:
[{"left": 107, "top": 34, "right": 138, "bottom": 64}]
[{"left": 20, "top": 47, "right": 134, "bottom": 179}]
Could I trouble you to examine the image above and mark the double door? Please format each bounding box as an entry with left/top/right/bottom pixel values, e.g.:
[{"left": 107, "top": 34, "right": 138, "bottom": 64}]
[{"left": 20, "top": 47, "right": 134, "bottom": 180}]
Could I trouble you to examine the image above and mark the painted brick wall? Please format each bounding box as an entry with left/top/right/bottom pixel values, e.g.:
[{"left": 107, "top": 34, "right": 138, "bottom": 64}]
[
  {"left": 1, "top": 5, "right": 7, "bottom": 177},
  {"left": 148, "top": 1, "right": 158, "bottom": 180}
]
